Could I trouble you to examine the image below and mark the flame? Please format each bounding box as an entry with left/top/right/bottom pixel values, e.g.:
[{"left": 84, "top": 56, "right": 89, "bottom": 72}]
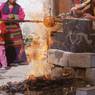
[
  {"left": 31, "top": 36, "right": 48, "bottom": 61},
  {"left": 47, "top": 31, "right": 55, "bottom": 47},
  {"left": 26, "top": 34, "right": 51, "bottom": 79},
  {"left": 26, "top": 29, "right": 57, "bottom": 79}
]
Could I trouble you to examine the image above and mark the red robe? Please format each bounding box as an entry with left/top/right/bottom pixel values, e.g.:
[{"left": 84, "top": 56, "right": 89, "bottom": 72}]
[{"left": 0, "top": 22, "right": 6, "bottom": 45}]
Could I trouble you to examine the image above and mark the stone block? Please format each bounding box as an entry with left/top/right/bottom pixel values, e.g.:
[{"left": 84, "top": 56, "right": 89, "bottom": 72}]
[
  {"left": 68, "top": 53, "right": 95, "bottom": 68},
  {"left": 76, "top": 86, "right": 95, "bottom": 95},
  {"left": 86, "top": 68, "right": 95, "bottom": 84},
  {"left": 48, "top": 49, "right": 69, "bottom": 66},
  {"left": 48, "top": 49, "right": 95, "bottom": 68}
]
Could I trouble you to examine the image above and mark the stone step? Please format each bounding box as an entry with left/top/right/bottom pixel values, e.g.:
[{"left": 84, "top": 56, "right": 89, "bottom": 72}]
[
  {"left": 76, "top": 86, "right": 95, "bottom": 95},
  {"left": 49, "top": 49, "right": 95, "bottom": 68},
  {"left": 68, "top": 53, "right": 95, "bottom": 68},
  {"left": 86, "top": 68, "right": 95, "bottom": 84},
  {"left": 48, "top": 49, "right": 68, "bottom": 67}
]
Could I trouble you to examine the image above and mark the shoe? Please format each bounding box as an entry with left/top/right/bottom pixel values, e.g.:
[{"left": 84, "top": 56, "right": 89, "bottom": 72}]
[
  {"left": 5, "top": 66, "right": 11, "bottom": 70},
  {"left": 0, "top": 67, "right": 6, "bottom": 70},
  {"left": 10, "top": 63, "right": 18, "bottom": 66},
  {"left": 19, "top": 62, "right": 28, "bottom": 65},
  {"left": 0, "top": 67, "right": 7, "bottom": 73}
]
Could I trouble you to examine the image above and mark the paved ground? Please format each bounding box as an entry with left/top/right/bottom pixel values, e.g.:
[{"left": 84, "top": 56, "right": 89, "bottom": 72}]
[{"left": 0, "top": 64, "right": 32, "bottom": 86}]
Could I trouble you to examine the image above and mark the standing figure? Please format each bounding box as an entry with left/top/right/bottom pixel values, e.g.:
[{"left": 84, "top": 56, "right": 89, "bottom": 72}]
[
  {"left": 0, "top": 0, "right": 27, "bottom": 65},
  {"left": 70, "top": 0, "right": 95, "bottom": 19},
  {"left": 0, "top": 20, "right": 8, "bottom": 69}
]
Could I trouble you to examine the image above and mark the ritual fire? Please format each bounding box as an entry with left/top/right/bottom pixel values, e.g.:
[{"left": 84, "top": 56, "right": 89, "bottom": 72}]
[
  {"left": 0, "top": 27, "right": 93, "bottom": 95},
  {"left": 0, "top": 35, "right": 93, "bottom": 94},
  {"left": 1, "top": 0, "right": 95, "bottom": 95}
]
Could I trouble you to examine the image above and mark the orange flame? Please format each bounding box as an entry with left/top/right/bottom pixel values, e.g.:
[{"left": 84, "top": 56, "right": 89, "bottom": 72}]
[
  {"left": 26, "top": 34, "right": 51, "bottom": 79},
  {"left": 26, "top": 29, "right": 57, "bottom": 79}
]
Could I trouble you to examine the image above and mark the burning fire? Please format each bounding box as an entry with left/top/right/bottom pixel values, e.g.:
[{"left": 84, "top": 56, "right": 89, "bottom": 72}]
[
  {"left": 25, "top": 21, "right": 58, "bottom": 79},
  {"left": 26, "top": 34, "right": 52, "bottom": 79}
]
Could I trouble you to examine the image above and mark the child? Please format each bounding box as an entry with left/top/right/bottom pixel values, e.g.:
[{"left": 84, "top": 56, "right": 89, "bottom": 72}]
[{"left": 0, "top": 21, "right": 7, "bottom": 70}]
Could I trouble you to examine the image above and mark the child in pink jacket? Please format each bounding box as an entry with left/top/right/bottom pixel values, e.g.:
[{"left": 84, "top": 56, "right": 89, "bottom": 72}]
[{"left": 0, "top": 21, "right": 7, "bottom": 69}]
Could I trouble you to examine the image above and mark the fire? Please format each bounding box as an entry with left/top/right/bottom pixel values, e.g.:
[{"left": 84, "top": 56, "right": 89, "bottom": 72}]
[
  {"left": 26, "top": 34, "right": 52, "bottom": 79},
  {"left": 31, "top": 36, "right": 48, "bottom": 61},
  {"left": 25, "top": 27, "right": 57, "bottom": 79},
  {"left": 47, "top": 31, "right": 56, "bottom": 47}
]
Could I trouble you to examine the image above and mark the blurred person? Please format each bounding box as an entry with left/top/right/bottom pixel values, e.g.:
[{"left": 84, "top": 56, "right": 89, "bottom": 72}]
[
  {"left": 0, "top": 0, "right": 27, "bottom": 65},
  {"left": 70, "top": 0, "right": 95, "bottom": 20},
  {"left": 0, "top": 19, "right": 8, "bottom": 69}
]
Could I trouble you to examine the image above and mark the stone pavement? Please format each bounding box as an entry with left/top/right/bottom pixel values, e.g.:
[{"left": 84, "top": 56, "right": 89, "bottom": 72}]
[{"left": 0, "top": 64, "right": 32, "bottom": 86}]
